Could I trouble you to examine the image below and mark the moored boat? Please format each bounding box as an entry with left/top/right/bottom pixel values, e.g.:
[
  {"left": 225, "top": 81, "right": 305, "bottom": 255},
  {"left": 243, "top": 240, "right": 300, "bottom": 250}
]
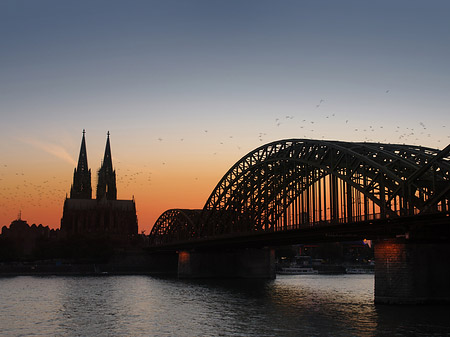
[{"left": 277, "top": 267, "right": 318, "bottom": 275}]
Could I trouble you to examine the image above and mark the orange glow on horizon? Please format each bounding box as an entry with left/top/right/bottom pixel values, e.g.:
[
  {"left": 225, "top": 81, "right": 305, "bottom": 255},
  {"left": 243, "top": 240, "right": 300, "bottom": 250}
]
[
  {"left": 0, "top": 143, "right": 234, "bottom": 235},
  {"left": 2, "top": 130, "right": 448, "bottom": 235}
]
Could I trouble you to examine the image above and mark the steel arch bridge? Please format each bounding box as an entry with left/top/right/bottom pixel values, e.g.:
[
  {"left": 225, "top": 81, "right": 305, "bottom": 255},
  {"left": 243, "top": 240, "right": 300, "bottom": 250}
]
[{"left": 150, "top": 139, "right": 450, "bottom": 247}]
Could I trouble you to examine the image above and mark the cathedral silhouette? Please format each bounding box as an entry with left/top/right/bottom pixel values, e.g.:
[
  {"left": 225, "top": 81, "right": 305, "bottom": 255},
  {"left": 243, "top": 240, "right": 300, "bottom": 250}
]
[{"left": 60, "top": 130, "right": 138, "bottom": 240}]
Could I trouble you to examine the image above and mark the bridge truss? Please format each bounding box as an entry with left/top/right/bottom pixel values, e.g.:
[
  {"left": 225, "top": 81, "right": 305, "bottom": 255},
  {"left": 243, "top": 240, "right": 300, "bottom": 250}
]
[{"left": 150, "top": 139, "right": 450, "bottom": 246}]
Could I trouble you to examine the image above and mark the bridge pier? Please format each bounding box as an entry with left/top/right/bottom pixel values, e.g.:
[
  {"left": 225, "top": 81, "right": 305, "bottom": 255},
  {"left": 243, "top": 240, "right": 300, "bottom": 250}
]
[
  {"left": 374, "top": 238, "right": 450, "bottom": 304},
  {"left": 178, "top": 247, "right": 275, "bottom": 279}
]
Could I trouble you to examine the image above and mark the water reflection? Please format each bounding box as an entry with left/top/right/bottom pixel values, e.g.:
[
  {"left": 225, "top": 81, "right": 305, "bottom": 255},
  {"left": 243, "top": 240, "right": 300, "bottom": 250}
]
[
  {"left": 177, "top": 275, "right": 377, "bottom": 336},
  {"left": 1, "top": 275, "right": 449, "bottom": 336},
  {"left": 58, "top": 277, "right": 122, "bottom": 335}
]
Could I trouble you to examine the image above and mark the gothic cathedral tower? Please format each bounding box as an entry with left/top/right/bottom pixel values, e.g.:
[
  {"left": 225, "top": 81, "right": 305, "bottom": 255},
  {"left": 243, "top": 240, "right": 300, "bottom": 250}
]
[
  {"left": 62, "top": 130, "right": 137, "bottom": 239},
  {"left": 70, "top": 129, "right": 92, "bottom": 199},
  {"left": 96, "top": 131, "right": 117, "bottom": 200}
]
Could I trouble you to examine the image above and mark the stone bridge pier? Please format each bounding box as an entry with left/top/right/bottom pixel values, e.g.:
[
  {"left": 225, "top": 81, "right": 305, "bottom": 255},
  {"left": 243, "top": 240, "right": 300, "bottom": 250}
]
[
  {"left": 374, "top": 237, "right": 450, "bottom": 304},
  {"left": 177, "top": 247, "right": 275, "bottom": 279}
]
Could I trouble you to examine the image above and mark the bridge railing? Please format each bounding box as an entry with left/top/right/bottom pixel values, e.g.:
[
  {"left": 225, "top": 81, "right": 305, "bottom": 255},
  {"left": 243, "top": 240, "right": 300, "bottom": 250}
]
[{"left": 283, "top": 208, "right": 426, "bottom": 231}]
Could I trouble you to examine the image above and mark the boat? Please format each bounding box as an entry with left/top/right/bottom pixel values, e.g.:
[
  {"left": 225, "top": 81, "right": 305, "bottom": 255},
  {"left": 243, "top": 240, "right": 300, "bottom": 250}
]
[
  {"left": 345, "top": 267, "right": 374, "bottom": 274},
  {"left": 277, "top": 266, "right": 318, "bottom": 275}
]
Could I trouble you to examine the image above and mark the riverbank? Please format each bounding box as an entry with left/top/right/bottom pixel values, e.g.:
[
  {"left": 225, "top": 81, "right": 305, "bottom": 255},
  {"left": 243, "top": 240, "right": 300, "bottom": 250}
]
[
  {"left": 0, "top": 249, "right": 179, "bottom": 277},
  {"left": 0, "top": 262, "right": 175, "bottom": 277}
]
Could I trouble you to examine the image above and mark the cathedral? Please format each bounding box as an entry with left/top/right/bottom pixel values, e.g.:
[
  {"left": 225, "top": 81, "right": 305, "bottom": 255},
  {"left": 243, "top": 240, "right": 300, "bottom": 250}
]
[{"left": 60, "top": 131, "right": 138, "bottom": 240}]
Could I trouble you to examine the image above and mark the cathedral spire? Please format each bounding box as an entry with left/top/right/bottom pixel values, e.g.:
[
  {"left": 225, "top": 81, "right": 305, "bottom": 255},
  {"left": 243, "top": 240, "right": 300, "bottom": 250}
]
[
  {"left": 102, "top": 131, "right": 113, "bottom": 174},
  {"left": 77, "top": 129, "right": 88, "bottom": 172},
  {"left": 96, "top": 131, "right": 117, "bottom": 200},
  {"left": 70, "top": 129, "right": 92, "bottom": 199}
]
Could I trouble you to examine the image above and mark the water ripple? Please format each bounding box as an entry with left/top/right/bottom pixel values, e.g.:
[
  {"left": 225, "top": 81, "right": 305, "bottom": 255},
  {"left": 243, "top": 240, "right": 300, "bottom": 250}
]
[{"left": 0, "top": 275, "right": 449, "bottom": 336}]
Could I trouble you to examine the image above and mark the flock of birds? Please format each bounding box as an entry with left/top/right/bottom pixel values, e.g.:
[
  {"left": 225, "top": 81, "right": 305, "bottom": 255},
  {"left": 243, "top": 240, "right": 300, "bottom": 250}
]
[
  {"left": 154, "top": 95, "right": 448, "bottom": 159},
  {"left": 1, "top": 91, "right": 448, "bottom": 227},
  {"left": 0, "top": 168, "right": 67, "bottom": 225},
  {"left": 116, "top": 166, "right": 153, "bottom": 189}
]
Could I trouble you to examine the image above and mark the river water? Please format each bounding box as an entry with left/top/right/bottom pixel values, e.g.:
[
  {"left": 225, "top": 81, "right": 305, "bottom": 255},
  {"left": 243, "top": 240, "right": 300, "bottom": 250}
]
[{"left": 1, "top": 274, "right": 450, "bottom": 336}]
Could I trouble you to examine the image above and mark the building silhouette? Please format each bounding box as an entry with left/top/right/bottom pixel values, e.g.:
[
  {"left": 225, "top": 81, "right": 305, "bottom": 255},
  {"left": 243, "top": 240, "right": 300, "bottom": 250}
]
[
  {"left": 1, "top": 213, "right": 59, "bottom": 257},
  {"left": 61, "top": 131, "right": 138, "bottom": 240}
]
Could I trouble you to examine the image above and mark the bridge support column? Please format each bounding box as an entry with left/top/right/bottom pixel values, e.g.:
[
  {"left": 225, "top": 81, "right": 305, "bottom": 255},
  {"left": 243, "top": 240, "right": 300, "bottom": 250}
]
[
  {"left": 374, "top": 238, "right": 450, "bottom": 304},
  {"left": 178, "top": 247, "right": 275, "bottom": 279}
]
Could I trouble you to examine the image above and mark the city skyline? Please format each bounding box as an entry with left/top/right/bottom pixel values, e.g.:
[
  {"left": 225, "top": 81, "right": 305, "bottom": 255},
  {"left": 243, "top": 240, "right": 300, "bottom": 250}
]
[{"left": 1, "top": 1, "right": 449, "bottom": 233}]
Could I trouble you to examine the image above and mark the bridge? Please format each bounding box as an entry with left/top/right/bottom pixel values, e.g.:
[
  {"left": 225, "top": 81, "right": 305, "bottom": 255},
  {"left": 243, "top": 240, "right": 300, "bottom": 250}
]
[{"left": 149, "top": 139, "right": 450, "bottom": 304}]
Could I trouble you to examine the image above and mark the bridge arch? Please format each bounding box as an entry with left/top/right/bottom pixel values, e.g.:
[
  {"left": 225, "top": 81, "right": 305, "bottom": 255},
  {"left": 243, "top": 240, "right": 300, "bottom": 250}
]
[
  {"left": 149, "top": 209, "right": 202, "bottom": 246},
  {"left": 200, "top": 139, "right": 450, "bottom": 237},
  {"left": 151, "top": 139, "right": 450, "bottom": 244}
]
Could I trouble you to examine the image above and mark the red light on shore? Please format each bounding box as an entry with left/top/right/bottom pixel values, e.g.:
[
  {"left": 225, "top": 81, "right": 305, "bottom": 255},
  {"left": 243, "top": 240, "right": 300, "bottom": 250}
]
[
  {"left": 363, "top": 239, "right": 372, "bottom": 248},
  {"left": 179, "top": 251, "right": 190, "bottom": 263}
]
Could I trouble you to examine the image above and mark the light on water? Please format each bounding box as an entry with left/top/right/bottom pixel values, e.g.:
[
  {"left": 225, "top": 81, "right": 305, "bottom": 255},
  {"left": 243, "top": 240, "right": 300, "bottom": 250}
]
[{"left": 1, "top": 275, "right": 450, "bottom": 336}]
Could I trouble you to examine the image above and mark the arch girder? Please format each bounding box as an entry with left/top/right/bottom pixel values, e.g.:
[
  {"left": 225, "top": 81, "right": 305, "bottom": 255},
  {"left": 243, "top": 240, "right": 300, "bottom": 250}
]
[
  {"left": 149, "top": 209, "right": 202, "bottom": 245},
  {"left": 150, "top": 139, "right": 450, "bottom": 246},
  {"left": 202, "top": 140, "right": 450, "bottom": 236},
  {"left": 204, "top": 143, "right": 400, "bottom": 216}
]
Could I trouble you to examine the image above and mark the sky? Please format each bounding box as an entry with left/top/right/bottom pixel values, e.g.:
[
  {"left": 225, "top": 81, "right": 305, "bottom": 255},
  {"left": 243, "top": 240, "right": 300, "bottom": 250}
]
[{"left": 1, "top": 0, "right": 449, "bottom": 234}]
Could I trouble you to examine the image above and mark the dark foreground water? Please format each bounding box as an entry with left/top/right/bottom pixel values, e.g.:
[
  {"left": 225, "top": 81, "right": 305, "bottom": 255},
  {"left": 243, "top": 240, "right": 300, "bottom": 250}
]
[{"left": 1, "top": 274, "right": 450, "bottom": 336}]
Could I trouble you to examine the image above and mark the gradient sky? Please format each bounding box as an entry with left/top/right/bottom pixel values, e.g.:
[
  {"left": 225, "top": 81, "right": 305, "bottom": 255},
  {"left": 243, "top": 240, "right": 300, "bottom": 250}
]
[{"left": 1, "top": 0, "right": 449, "bottom": 233}]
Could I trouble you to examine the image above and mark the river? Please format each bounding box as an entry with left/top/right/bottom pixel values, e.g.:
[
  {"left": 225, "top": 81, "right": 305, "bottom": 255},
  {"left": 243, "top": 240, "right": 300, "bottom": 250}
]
[{"left": 1, "top": 274, "right": 450, "bottom": 336}]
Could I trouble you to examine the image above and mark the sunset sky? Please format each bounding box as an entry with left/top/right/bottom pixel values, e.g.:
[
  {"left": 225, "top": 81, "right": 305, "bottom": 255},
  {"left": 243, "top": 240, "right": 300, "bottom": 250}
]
[{"left": 1, "top": 1, "right": 449, "bottom": 234}]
